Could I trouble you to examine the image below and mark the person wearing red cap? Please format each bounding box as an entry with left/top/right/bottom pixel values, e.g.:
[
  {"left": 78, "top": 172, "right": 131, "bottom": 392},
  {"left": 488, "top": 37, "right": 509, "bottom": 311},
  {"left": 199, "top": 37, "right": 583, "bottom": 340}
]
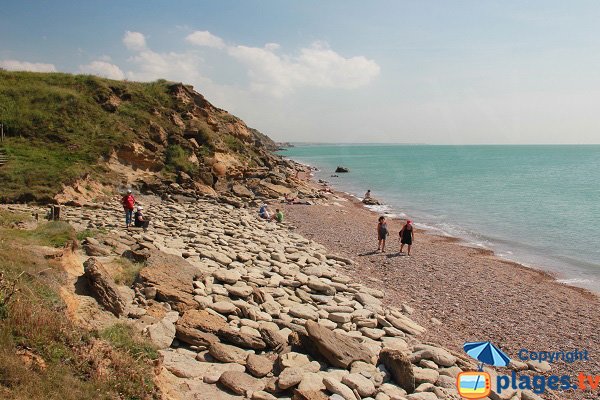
[{"left": 399, "top": 220, "right": 414, "bottom": 255}]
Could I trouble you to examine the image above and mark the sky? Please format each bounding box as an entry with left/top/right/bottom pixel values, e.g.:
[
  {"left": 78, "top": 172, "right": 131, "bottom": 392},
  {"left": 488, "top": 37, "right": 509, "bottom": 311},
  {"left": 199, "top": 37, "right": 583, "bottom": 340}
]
[{"left": 2, "top": 0, "right": 600, "bottom": 144}]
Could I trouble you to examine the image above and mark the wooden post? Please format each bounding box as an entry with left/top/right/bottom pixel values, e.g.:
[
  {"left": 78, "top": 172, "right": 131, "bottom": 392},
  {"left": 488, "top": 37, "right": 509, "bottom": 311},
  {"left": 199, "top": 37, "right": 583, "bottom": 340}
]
[{"left": 1, "top": 123, "right": 3, "bottom": 143}]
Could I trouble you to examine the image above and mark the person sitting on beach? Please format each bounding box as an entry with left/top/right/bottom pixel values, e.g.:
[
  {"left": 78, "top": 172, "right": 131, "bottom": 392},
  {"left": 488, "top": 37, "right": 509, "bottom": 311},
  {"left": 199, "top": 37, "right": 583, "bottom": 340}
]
[
  {"left": 377, "top": 216, "right": 389, "bottom": 252},
  {"left": 365, "top": 190, "right": 371, "bottom": 199},
  {"left": 270, "top": 208, "right": 284, "bottom": 223},
  {"left": 259, "top": 204, "right": 270, "bottom": 220},
  {"left": 133, "top": 206, "right": 150, "bottom": 230},
  {"left": 285, "top": 193, "right": 297, "bottom": 204},
  {"left": 399, "top": 220, "right": 414, "bottom": 256}
]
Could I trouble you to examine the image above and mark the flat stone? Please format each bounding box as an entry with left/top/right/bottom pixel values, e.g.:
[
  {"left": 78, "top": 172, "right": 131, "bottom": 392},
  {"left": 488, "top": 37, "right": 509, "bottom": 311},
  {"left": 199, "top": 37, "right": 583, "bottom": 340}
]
[
  {"left": 322, "top": 377, "right": 356, "bottom": 400},
  {"left": 210, "top": 301, "right": 238, "bottom": 314},
  {"left": 289, "top": 304, "right": 319, "bottom": 321},
  {"left": 278, "top": 367, "right": 304, "bottom": 389},
  {"left": 412, "top": 366, "right": 439, "bottom": 384},
  {"left": 209, "top": 342, "right": 249, "bottom": 365},
  {"left": 303, "top": 320, "right": 373, "bottom": 368},
  {"left": 342, "top": 373, "right": 376, "bottom": 397},
  {"left": 247, "top": 354, "right": 274, "bottom": 378},
  {"left": 219, "top": 371, "right": 265, "bottom": 396},
  {"left": 218, "top": 326, "right": 267, "bottom": 350}
]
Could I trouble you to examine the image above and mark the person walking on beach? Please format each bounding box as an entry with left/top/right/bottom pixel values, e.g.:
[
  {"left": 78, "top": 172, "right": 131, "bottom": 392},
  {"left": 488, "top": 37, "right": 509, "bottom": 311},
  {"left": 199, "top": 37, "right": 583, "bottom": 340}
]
[
  {"left": 377, "top": 216, "right": 389, "bottom": 252},
  {"left": 121, "top": 189, "right": 136, "bottom": 228},
  {"left": 399, "top": 220, "right": 414, "bottom": 256}
]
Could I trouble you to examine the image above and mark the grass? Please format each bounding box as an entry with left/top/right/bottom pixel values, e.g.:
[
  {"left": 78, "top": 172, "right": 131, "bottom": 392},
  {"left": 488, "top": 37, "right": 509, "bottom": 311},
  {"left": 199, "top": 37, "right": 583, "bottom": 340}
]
[
  {"left": 0, "top": 70, "right": 178, "bottom": 202},
  {"left": 0, "top": 210, "right": 158, "bottom": 399},
  {"left": 164, "top": 144, "right": 198, "bottom": 176},
  {"left": 7, "top": 220, "right": 76, "bottom": 248},
  {"left": 113, "top": 258, "right": 144, "bottom": 287}
]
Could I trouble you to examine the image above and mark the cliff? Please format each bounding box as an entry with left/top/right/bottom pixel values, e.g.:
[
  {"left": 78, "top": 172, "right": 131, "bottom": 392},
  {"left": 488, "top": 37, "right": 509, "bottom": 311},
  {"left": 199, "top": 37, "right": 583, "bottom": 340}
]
[{"left": 0, "top": 70, "right": 304, "bottom": 203}]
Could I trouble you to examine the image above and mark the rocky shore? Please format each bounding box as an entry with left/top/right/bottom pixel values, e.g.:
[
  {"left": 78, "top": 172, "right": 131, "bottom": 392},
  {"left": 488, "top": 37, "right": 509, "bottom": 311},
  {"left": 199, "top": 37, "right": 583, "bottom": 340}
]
[{"left": 5, "top": 189, "right": 567, "bottom": 400}]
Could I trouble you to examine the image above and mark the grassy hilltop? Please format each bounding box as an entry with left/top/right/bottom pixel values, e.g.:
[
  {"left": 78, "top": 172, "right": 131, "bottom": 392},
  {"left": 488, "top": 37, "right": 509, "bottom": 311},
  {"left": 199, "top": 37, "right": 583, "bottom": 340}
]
[{"left": 0, "top": 70, "right": 278, "bottom": 203}]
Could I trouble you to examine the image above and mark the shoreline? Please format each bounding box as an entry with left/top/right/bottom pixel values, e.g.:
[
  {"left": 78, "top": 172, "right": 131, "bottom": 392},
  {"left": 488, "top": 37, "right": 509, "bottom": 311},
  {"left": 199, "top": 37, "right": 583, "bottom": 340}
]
[
  {"left": 291, "top": 159, "right": 599, "bottom": 295},
  {"left": 282, "top": 168, "right": 600, "bottom": 397}
]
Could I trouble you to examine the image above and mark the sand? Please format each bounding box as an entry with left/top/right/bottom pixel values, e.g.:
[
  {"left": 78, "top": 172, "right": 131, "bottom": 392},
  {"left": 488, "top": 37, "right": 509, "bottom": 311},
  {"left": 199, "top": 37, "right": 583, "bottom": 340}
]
[{"left": 282, "top": 191, "right": 600, "bottom": 399}]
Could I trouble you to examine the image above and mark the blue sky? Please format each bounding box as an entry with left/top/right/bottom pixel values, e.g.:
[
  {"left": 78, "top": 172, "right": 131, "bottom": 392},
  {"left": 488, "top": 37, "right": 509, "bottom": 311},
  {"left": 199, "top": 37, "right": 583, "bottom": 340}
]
[{"left": 2, "top": 1, "right": 600, "bottom": 143}]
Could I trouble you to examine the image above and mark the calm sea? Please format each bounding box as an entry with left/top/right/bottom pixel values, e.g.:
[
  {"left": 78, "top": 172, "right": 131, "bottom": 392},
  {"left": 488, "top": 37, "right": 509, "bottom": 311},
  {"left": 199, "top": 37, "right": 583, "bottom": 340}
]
[{"left": 280, "top": 144, "right": 600, "bottom": 292}]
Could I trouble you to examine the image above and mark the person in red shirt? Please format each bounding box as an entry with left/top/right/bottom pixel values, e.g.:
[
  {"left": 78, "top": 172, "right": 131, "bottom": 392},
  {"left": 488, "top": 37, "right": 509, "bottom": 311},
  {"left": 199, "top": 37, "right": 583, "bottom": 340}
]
[{"left": 121, "top": 189, "right": 136, "bottom": 227}]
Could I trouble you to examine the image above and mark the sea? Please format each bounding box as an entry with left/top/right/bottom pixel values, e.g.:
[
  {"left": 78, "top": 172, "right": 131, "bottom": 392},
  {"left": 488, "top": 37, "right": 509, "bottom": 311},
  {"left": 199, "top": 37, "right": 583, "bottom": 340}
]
[{"left": 279, "top": 144, "right": 600, "bottom": 293}]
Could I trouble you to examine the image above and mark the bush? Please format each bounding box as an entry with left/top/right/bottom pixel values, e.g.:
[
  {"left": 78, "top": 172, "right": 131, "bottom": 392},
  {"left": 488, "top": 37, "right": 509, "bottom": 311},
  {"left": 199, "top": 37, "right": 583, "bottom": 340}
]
[{"left": 165, "top": 144, "right": 197, "bottom": 176}]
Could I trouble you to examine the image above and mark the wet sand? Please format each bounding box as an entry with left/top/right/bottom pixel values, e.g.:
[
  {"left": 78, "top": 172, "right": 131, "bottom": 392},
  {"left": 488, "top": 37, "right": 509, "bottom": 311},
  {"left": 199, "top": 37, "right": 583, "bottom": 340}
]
[{"left": 282, "top": 192, "right": 600, "bottom": 399}]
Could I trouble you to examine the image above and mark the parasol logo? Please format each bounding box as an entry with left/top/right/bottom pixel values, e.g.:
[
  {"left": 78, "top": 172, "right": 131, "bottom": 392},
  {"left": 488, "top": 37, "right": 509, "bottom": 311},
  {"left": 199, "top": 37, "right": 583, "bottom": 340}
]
[
  {"left": 457, "top": 341, "right": 509, "bottom": 399},
  {"left": 458, "top": 341, "right": 599, "bottom": 396}
]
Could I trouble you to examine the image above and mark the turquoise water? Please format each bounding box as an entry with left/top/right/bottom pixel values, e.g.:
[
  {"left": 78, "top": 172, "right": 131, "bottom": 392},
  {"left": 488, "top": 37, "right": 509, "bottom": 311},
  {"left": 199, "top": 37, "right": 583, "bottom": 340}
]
[{"left": 280, "top": 145, "right": 600, "bottom": 292}]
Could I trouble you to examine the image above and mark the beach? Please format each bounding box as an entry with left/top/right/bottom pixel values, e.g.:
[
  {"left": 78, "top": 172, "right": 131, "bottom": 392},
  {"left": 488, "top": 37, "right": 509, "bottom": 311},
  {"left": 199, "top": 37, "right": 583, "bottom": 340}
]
[{"left": 282, "top": 189, "right": 600, "bottom": 398}]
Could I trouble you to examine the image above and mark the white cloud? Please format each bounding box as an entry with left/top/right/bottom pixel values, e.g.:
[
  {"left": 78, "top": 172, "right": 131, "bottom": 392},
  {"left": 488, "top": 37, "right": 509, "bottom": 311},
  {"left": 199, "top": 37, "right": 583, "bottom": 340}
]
[
  {"left": 123, "top": 31, "right": 147, "bottom": 51},
  {"left": 0, "top": 59, "right": 56, "bottom": 72},
  {"left": 79, "top": 60, "right": 125, "bottom": 80},
  {"left": 228, "top": 41, "right": 380, "bottom": 96},
  {"left": 186, "top": 31, "right": 225, "bottom": 49}
]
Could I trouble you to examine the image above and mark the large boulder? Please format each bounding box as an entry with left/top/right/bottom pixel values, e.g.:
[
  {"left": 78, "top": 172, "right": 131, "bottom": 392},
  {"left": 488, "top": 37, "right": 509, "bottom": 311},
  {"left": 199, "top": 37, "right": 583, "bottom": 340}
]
[
  {"left": 302, "top": 320, "right": 373, "bottom": 368},
  {"left": 138, "top": 250, "right": 206, "bottom": 311},
  {"left": 83, "top": 258, "right": 125, "bottom": 316},
  {"left": 335, "top": 166, "right": 349, "bottom": 173},
  {"left": 380, "top": 348, "right": 415, "bottom": 393}
]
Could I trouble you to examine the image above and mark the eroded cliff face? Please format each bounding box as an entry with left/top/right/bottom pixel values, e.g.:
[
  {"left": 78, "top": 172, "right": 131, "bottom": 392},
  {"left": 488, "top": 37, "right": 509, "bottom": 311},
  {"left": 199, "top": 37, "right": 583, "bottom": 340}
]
[{"left": 60, "top": 81, "right": 307, "bottom": 204}]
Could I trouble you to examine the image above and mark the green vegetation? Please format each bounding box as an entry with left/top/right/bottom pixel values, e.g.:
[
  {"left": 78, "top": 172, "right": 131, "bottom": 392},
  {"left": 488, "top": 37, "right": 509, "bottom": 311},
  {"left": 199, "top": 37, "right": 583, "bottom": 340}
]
[
  {"left": 165, "top": 144, "right": 198, "bottom": 176},
  {"left": 0, "top": 210, "right": 157, "bottom": 399},
  {"left": 0, "top": 70, "right": 177, "bottom": 202},
  {"left": 113, "top": 258, "right": 144, "bottom": 287},
  {"left": 224, "top": 134, "right": 245, "bottom": 153},
  {"left": 99, "top": 323, "right": 158, "bottom": 361}
]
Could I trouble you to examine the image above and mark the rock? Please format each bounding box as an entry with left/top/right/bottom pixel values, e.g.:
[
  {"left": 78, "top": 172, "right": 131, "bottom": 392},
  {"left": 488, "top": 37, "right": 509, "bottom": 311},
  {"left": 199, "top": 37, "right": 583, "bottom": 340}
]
[
  {"left": 298, "top": 373, "right": 325, "bottom": 391},
  {"left": 406, "top": 393, "right": 437, "bottom": 400},
  {"left": 278, "top": 367, "right": 304, "bottom": 389},
  {"left": 252, "top": 391, "right": 277, "bottom": 400},
  {"left": 354, "top": 292, "right": 382, "bottom": 307},
  {"left": 160, "top": 349, "right": 245, "bottom": 379},
  {"left": 214, "top": 269, "right": 241, "bottom": 284},
  {"left": 335, "top": 166, "right": 349, "bottom": 173},
  {"left": 138, "top": 250, "right": 204, "bottom": 311},
  {"left": 260, "top": 327, "right": 287, "bottom": 351},
  {"left": 247, "top": 354, "right": 274, "bottom": 378},
  {"left": 83, "top": 258, "right": 126, "bottom": 316},
  {"left": 83, "top": 243, "right": 111, "bottom": 256},
  {"left": 379, "top": 349, "right": 415, "bottom": 393},
  {"left": 175, "top": 309, "right": 225, "bottom": 346},
  {"left": 292, "top": 389, "right": 329, "bottom": 400},
  {"left": 322, "top": 377, "right": 357, "bottom": 400},
  {"left": 289, "top": 304, "right": 319, "bottom": 321},
  {"left": 211, "top": 301, "right": 238, "bottom": 314},
  {"left": 219, "top": 371, "right": 265, "bottom": 396},
  {"left": 378, "top": 383, "right": 407, "bottom": 399},
  {"left": 232, "top": 184, "right": 255, "bottom": 198},
  {"left": 521, "top": 390, "right": 545, "bottom": 400},
  {"left": 412, "top": 345, "right": 456, "bottom": 367},
  {"left": 146, "top": 319, "right": 175, "bottom": 349},
  {"left": 218, "top": 326, "right": 267, "bottom": 350},
  {"left": 388, "top": 314, "right": 426, "bottom": 336},
  {"left": 226, "top": 283, "right": 254, "bottom": 298},
  {"left": 303, "top": 320, "right": 373, "bottom": 368},
  {"left": 342, "top": 373, "right": 376, "bottom": 397},
  {"left": 209, "top": 342, "right": 250, "bottom": 364},
  {"left": 362, "top": 198, "right": 381, "bottom": 205},
  {"left": 412, "top": 367, "right": 439, "bottom": 385},
  {"left": 526, "top": 360, "right": 551, "bottom": 373},
  {"left": 279, "top": 352, "right": 312, "bottom": 369}
]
